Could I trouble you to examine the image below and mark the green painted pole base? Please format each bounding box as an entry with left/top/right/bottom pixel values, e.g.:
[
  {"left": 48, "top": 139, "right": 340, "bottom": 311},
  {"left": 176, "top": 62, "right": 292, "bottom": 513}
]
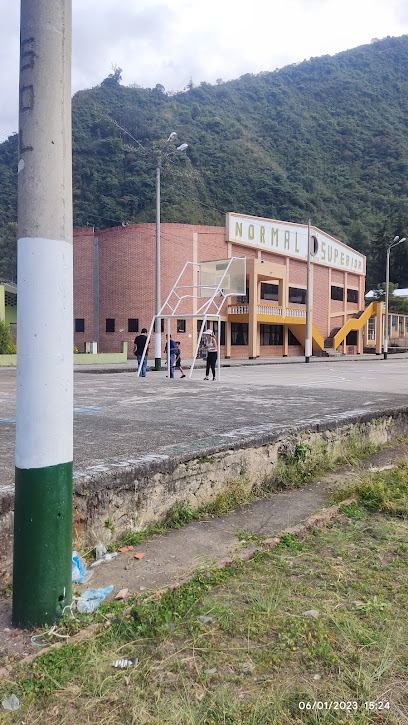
[
  {"left": 154, "top": 357, "right": 162, "bottom": 371},
  {"left": 12, "top": 462, "right": 72, "bottom": 628}
]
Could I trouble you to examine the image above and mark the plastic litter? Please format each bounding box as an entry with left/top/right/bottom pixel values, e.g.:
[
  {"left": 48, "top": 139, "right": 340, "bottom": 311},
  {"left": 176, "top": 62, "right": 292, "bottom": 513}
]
[
  {"left": 77, "top": 585, "right": 113, "bottom": 614},
  {"left": 95, "top": 543, "right": 107, "bottom": 560},
  {"left": 112, "top": 658, "right": 139, "bottom": 669},
  {"left": 90, "top": 552, "right": 118, "bottom": 567},
  {"left": 2, "top": 694, "right": 20, "bottom": 711},
  {"left": 72, "top": 551, "right": 93, "bottom": 584}
]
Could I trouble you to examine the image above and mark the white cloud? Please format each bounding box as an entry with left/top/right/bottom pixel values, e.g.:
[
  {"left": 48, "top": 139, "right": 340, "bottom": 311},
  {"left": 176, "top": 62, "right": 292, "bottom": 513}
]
[{"left": 1, "top": 0, "right": 408, "bottom": 139}]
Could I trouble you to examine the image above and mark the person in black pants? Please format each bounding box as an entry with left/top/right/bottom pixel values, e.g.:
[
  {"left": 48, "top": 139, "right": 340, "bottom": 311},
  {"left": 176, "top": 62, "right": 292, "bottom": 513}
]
[{"left": 203, "top": 329, "right": 217, "bottom": 380}]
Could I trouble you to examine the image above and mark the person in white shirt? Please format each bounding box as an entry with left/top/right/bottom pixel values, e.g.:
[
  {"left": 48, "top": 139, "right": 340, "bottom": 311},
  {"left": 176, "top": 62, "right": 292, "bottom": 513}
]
[{"left": 203, "top": 329, "right": 217, "bottom": 380}]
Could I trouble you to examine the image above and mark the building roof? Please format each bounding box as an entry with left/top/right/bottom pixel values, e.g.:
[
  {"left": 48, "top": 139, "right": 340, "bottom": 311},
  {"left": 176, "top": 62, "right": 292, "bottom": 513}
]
[{"left": 366, "top": 288, "right": 408, "bottom": 298}]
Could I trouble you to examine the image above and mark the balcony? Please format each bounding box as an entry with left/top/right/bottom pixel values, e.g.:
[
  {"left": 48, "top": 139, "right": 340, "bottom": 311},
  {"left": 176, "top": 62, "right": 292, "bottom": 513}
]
[{"left": 228, "top": 304, "right": 306, "bottom": 321}]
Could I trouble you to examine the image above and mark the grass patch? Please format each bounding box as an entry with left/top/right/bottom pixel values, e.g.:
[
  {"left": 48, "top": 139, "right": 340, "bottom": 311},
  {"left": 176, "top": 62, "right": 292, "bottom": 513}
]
[
  {"left": 2, "top": 465, "right": 408, "bottom": 723},
  {"left": 332, "top": 462, "right": 408, "bottom": 517},
  {"left": 272, "top": 433, "right": 378, "bottom": 491}
]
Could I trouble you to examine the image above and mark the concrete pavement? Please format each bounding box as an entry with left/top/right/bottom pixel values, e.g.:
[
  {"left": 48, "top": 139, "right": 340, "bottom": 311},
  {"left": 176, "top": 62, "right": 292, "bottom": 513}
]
[{"left": 1, "top": 354, "right": 408, "bottom": 491}]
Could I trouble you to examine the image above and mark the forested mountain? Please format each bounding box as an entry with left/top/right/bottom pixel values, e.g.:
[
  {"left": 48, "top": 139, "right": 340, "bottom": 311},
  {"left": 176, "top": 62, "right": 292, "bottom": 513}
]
[{"left": 2, "top": 34, "right": 408, "bottom": 288}]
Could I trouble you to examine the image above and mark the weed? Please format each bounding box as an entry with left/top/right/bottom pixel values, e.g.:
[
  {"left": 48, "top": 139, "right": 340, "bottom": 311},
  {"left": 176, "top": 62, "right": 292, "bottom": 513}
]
[
  {"left": 165, "top": 500, "right": 195, "bottom": 529},
  {"left": 235, "top": 528, "right": 265, "bottom": 547},
  {"left": 104, "top": 517, "right": 115, "bottom": 532},
  {"left": 333, "top": 462, "right": 408, "bottom": 517},
  {"left": 197, "top": 456, "right": 215, "bottom": 464},
  {"left": 207, "top": 477, "right": 254, "bottom": 515},
  {"left": 277, "top": 532, "right": 304, "bottom": 551}
]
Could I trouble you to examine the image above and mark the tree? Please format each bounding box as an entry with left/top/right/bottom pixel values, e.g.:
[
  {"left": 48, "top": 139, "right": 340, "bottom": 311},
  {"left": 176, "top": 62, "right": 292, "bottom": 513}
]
[
  {"left": 0, "top": 222, "right": 17, "bottom": 281},
  {"left": 101, "top": 65, "right": 122, "bottom": 87}
]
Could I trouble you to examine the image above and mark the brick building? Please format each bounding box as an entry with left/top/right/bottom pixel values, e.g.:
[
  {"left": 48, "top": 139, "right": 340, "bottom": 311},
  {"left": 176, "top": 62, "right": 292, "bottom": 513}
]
[{"left": 73, "top": 213, "right": 367, "bottom": 359}]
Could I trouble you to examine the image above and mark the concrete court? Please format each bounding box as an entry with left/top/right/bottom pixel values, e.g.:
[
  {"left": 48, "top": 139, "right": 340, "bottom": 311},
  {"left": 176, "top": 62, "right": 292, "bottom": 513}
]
[{"left": 1, "top": 355, "right": 408, "bottom": 491}]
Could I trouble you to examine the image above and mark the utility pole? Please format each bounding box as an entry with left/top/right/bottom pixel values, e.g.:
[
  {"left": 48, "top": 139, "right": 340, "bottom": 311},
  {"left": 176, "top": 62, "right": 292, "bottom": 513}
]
[
  {"left": 154, "top": 153, "right": 162, "bottom": 370},
  {"left": 13, "top": 0, "right": 73, "bottom": 627},
  {"left": 305, "top": 220, "right": 312, "bottom": 363}
]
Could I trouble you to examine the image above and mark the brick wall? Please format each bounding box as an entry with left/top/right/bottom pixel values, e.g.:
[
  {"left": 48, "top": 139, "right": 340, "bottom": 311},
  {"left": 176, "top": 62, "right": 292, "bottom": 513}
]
[{"left": 73, "top": 227, "right": 95, "bottom": 351}]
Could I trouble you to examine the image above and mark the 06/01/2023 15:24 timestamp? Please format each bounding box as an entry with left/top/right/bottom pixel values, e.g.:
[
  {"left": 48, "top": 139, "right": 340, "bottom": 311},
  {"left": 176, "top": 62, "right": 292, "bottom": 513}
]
[{"left": 298, "top": 701, "right": 390, "bottom": 712}]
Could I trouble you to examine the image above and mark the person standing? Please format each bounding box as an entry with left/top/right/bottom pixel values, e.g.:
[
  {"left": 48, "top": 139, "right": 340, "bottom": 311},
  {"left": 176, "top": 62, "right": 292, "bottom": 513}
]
[
  {"left": 203, "top": 329, "right": 217, "bottom": 380},
  {"left": 174, "top": 341, "right": 186, "bottom": 378},
  {"left": 164, "top": 335, "right": 177, "bottom": 379},
  {"left": 133, "top": 327, "right": 149, "bottom": 377}
]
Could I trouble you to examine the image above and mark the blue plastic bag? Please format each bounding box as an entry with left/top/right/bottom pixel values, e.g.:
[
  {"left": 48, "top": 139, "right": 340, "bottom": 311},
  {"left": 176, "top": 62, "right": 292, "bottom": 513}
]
[
  {"left": 72, "top": 551, "right": 93, "bottom": 584},
  {"left": 77, "top": 585, "right": 114, "bottom": 614}
]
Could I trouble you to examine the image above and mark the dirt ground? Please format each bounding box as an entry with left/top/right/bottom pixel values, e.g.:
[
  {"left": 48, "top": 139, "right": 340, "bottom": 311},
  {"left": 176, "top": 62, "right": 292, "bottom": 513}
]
[{"left": 0, "top": 441, "right": 406, "bottom": 666}]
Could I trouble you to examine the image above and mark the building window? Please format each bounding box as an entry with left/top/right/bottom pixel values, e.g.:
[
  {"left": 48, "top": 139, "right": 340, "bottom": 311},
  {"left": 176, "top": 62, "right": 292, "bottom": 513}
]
[
  {"left": 405, "top": 317, "right": 408, "bottom": 333},
  {"left": 75, "top": 318, "right": 85, "bottom": 333},
  {"left": 288, "top": 287, "right": 306, "bottom": 305},
  {"left": 128, "top": 318, "right": 139, "bottom": 333},
  {"left": 391, "top": 315, "right": 398, "bottom": 334},
  {"left": 231, "top": 322, "right": 248, "bottom": 345},
  {"left": 213, "top": 321, "right": 226, "bottom": 345},
  {"left": 288, "top": 330, "right": 301, "bottom": 346},
  {"left": 177, "top": 319, "right": 186, "bottom": 333},
  {"left": 260, "top": 324, "right": 283, "bottom": 345},
  {"left": 106, "top": 318, "right": 115, "bottom": 333},
  {"left": 347, "top": 288, "right": 358, "bottom": 303},
  {"left": 331, "top": 286, "right": 344, "bottom": 301},
  {"left": 260, "top": 283, "right": 278, "bottom": 301},
  {"left": 368, "top": 317, "right": 375, "bottom": 341}
]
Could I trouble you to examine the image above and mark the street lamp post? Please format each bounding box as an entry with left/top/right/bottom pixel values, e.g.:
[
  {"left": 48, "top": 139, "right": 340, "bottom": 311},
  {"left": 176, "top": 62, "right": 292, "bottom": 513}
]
[
  {"left": 384, "top": 235, "right": 406, "bottom": 360},
  {"left": 154, "top": 133, "right": 188, "bottom": 371}
]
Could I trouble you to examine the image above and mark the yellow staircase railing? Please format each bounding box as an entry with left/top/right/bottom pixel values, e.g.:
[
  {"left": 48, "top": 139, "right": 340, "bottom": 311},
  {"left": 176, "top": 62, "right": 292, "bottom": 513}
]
[
  {"left": 288, "top": 323, "right": 325, "bottom": 352},
  {"left": 332, "top": 302, "right": 378, "bottom": 350}
]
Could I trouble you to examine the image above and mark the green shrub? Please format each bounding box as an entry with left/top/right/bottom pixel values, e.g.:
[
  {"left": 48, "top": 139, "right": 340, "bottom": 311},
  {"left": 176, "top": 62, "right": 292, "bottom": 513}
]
[{"left": 0, "top": 320, "right": 15, "bottom": 354}]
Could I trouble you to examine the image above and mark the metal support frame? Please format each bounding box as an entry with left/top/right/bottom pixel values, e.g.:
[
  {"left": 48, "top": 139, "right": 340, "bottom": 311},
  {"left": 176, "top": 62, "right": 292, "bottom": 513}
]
[{"left": 137, "top": 258, "right": 245, "bottom": 380}]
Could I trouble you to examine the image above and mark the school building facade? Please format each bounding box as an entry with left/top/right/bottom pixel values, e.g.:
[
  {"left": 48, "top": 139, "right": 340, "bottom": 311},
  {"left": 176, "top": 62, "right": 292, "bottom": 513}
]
[{"left": 73, "top": 212, "right": 369, "bottom": 359}]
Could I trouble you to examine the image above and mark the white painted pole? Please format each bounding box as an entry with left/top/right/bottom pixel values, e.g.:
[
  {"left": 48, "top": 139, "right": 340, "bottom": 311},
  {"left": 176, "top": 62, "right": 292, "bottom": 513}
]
[
  {"left": 13, "top": 0, "right": 73, "bottom": 628},
  {"left": 217, "top": 315, "right": 221, "bottom": 381},
  {"left": 167, "top": 318, "right": 171, "bottom": 380},
  {"left": 305, "top": 219, "right": 312, "bottom": 363},
  {"left": 384, "top": 245, "right": 390, "bottom": 360},
  {"left": 154, "top": 157, "right": 162, "bottom": 370}
]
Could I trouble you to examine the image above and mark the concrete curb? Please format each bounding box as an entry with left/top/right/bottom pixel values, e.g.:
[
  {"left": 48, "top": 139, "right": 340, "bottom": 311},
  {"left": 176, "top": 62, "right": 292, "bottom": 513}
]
[{"left": 0, "top": 497, "right": 356, "bottom": 681}]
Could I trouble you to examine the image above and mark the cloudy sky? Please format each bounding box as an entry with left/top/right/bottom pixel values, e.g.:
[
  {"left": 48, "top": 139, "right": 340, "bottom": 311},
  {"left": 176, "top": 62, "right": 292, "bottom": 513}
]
[{"left": 1, "top": 0, "right": 408, "bottom": 141}]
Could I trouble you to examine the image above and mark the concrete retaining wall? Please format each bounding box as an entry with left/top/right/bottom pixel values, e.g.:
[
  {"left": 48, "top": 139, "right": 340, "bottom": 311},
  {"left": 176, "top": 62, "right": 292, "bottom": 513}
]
[{"left": 1, "top": 407, "right": 408, "bottom": 586}]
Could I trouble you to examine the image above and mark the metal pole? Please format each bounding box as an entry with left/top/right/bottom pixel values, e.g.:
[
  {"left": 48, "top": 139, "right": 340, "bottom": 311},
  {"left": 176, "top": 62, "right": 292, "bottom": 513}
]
[
  {"left": 384, "top": 245, "right": 390, "bottom": 360},
  {"left": 305, "top": 219, "right": 312, "bottom": 363},
  {"left": 216, "top": 315, "right": 221, "bottom": 381},
  {"left": 13, "top": 0, "right": 73, "bottom": 627},
  {"left": 154, "top": 156, "right": 162, "bottom": 370},
  {"left": 167, "top": 319, "right": 171, "bottom": 380}
]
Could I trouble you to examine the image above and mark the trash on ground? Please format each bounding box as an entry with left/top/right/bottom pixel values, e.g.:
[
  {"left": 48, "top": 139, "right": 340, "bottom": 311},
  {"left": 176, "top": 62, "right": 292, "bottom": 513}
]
[
  {"left": 2, "top": 694, "right": 20, "bottom": 711},
  {"left": 95, "top": 543, "right": 107, "bottom": 560},
  {"left": 117, "top": 546, "right": 134, "bottom": 553},
  {"left": 111, "top": 658, "right": 139, "bottom": 669},
  {"left": 197, "top": 615, "right": 213, "bottom": 624},
  {"left": 114, "top": 588, "right": 129, "bottom": 601},
  {"left": 77, "top": 585, "right": 113, "bottom": 614},
  {"left": 133, "top": 552, "right": 145, "bottom": 560},
  {"left": 90, "top": 552, "right": 118, "bottom": 568},
  {"left": 72, "top": 551, "right": 94, "bottom": 584}
]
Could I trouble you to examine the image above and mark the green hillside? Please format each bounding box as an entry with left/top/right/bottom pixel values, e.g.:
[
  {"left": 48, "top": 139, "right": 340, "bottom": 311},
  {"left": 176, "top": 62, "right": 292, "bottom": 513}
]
[{"left": 2, "top": 34, "right": 408, "bottom": 288}]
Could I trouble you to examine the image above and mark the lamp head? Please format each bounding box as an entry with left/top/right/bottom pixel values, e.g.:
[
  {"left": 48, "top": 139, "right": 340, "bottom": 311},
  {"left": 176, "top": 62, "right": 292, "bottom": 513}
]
[
  {"left": 177, "top": 143, "right": 188, "bottom": 151},
  {"left": 167, "top": 132, "right": 177, "bottom": 142}
]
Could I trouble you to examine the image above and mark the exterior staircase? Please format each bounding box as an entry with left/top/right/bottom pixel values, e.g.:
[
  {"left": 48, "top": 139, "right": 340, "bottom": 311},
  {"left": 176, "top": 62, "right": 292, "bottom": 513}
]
[{"left": 323, "top": 328, "right": 343, "bottom": 356}]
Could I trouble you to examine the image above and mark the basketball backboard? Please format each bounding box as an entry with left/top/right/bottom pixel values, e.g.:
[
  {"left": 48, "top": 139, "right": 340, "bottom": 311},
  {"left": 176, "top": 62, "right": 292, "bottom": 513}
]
[{"left": 199, "top": 257, "right": 246, "bottom": 298}]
